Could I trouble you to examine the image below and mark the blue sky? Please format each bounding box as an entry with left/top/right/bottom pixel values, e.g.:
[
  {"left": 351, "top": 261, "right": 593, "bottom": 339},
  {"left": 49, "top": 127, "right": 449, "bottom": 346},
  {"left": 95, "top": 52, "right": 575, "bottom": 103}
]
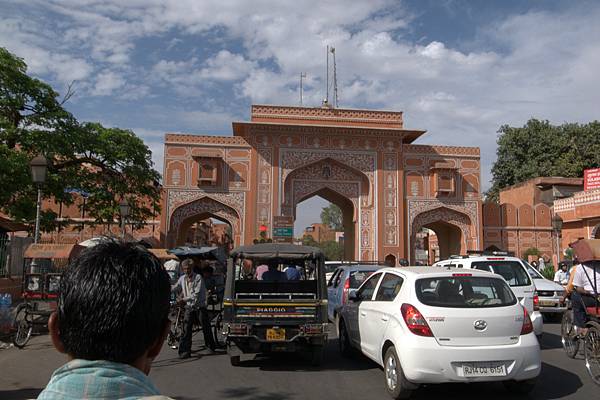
[{"left": 2, "top": 0, "right": 600, "bottom": 234}]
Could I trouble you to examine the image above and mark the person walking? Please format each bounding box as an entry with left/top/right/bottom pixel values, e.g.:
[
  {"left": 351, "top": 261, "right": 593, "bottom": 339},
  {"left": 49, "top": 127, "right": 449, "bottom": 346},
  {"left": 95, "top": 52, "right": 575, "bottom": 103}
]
[
  {"left": 39, "top": 240, "right": 173, "bottom": 399},
  {"left": 172, "top": 259, "right": 215, "bottom": 359}
]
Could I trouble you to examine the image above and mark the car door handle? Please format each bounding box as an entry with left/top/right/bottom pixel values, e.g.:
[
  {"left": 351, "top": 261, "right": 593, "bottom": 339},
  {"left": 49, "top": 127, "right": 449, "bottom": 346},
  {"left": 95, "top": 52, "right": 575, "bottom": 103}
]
[
  {"left": 381, "top": 315, "right": 389, "bottom": 322},
  {"left": 360, "top": 311, "right": 367, "bottom": 317}
]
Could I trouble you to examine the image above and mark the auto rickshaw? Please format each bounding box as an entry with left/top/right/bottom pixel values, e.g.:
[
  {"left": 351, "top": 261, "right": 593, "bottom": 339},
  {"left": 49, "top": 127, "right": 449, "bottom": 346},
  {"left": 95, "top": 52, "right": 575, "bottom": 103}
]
[{"left": 223, "top": 243, "right": 328, "bottom": 366}]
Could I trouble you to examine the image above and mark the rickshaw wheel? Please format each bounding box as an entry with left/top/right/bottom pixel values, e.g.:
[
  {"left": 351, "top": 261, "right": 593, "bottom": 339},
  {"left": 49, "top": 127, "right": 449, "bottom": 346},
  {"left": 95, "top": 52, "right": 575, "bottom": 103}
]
[
  {"left": 584, "top": 321, "right": 600, "bottom": 385},
  {"left": 13, "top": 303, "right": 33, "bottom": 349},
  {"left": 561, "top": 310, "right": 580, "bottom": 358}
]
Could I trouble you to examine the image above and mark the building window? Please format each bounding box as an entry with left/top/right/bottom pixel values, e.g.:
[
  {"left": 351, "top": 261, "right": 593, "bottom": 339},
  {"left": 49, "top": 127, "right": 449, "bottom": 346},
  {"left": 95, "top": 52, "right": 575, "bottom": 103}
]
[
  {"left": 434, "top": 169, "right": 455, "bottom": 196},
  {"left": 197, "top": 157, "right": 220, "bottom": 186}
]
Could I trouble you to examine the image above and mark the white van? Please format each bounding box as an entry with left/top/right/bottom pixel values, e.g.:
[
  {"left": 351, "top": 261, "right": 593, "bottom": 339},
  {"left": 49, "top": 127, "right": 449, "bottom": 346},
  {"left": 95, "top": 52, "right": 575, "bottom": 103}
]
[{"left": 433, "top": 253, "right": 543, "bottom": 338}]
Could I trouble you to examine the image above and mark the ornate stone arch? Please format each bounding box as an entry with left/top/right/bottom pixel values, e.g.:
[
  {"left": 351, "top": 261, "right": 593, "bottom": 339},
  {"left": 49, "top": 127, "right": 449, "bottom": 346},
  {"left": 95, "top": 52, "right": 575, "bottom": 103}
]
[
  {"left": 410, "top": 206, "right": 473, "bottom": 263},
  {"left": 168, "top": 196, "right": 242, "bottom": 247},
  {"left": 591, "top": 222, "right": 600, "bottom": 239}
]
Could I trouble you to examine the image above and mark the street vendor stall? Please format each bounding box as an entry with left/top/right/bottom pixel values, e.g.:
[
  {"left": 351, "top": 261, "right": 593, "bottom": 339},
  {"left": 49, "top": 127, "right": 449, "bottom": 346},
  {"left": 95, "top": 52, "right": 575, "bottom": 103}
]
[{"left": 13, "top": 243, "right": 83, "bottom": 348}]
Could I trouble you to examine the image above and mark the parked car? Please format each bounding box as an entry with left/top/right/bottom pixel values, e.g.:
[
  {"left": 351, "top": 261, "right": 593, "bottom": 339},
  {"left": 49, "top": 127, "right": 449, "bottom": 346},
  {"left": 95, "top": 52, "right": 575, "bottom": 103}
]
[
  {"left": 338, "top": 267, "right": 541, "bottom": 399},
  {"left": 327, "top": 264, "right": 383, "bottom": 324},
  {"left": 433, "top": 253, "right": 543, "bottom": 338},
  {"left": 523, "top": 261, "right": 567, "bottom": 318},
  {"left": 324, "top": 261, "right": 356, "bottom": 282}
]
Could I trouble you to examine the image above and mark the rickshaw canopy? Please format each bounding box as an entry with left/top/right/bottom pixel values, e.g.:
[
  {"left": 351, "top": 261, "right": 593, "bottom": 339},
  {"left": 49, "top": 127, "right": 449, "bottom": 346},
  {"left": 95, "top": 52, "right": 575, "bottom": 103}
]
[
  {"left": 230, "top": 243, "right": 323, "bottom": 261},
  {"left": 570, "top": 238, "right": 600, "bottom": 262},
  {"left": 168, "top": 246, "right": 227, "bottom": 264},
  {"left": 23, "top": 243, "right": 83, "bottom": 260}
]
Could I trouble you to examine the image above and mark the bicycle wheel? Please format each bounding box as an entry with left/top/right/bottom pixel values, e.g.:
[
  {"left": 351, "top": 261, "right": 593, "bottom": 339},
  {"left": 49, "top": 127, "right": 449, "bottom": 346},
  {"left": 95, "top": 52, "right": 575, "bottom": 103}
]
[
  {"left": 212, "top": 312, "right": 224, "bottom": 346},
  {"left": 167, "top": 308, "right": 183, "bottom": 349},
  {"left": 561, "top": 310, "right": 580, "bottom": 358},
  {"left": 584, "top": 321, "right": 600, "bottom": 385},
  {"left": 13, "top": 303, "right": 33, "bottom": 349}
]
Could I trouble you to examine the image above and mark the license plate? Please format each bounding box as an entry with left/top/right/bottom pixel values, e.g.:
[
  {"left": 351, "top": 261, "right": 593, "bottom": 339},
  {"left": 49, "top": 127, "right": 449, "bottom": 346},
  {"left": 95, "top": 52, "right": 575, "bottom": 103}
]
[
  {"left": 539, "top": 300, "right": 556, "bottom": 307},
  {"left": 266, "top": 328, "right": 286, "bottom": 341},
  {"left": 462, "top": 362, "right": 506, "bottom": 377}
]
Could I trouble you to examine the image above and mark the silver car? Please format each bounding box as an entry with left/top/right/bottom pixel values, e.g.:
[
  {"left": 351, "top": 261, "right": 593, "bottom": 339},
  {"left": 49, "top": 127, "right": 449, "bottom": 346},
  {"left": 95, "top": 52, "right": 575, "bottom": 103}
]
[{"left": 523, "top": 262, "right": 567, "bottom": 316}]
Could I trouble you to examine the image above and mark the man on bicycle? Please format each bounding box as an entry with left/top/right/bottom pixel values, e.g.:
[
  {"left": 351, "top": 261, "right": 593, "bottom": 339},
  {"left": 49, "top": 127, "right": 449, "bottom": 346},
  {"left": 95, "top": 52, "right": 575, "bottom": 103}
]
[
  {"left": 172, "top": 259, "right": 216, "bottom": 359},
  {"left": 571, "top": 259, "right": 600, "bottom": 336}
]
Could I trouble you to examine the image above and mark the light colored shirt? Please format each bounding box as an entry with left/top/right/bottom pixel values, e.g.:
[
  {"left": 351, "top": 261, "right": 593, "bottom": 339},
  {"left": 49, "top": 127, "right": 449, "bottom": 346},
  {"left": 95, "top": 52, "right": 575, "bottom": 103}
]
[
  {"left": 554, "top": 270, "right": 570, "bottom": 285},
  {"left": 37, "top": 359, "right": 172, "bottom": 400},
  {"left": 172, "top": 273, "right": 206, "bottom": 309},
  {"left": 538, "top": 258, "right": 545, "bottom": 270},
  {"left": 255, "top": 265, "right": 269, "bottom": 280},
  {"left": 572, "top": 263, "right": 600, "bottom": 294}
]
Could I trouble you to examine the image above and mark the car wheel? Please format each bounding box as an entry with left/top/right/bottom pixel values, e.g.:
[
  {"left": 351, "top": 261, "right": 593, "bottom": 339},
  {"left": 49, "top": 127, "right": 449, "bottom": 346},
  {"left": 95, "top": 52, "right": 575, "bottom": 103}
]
[
  {"left": 503, "top": 378, "right": 536, "bottom": 394},
  {"left": 230, "top": 355, "right": 240, "bottom": 366},
  {"left": 338, "top": 319, "right": 353, "bottom": 357},
  {"left": 383, "top": 346, "right": 412, "bottom": 399}
]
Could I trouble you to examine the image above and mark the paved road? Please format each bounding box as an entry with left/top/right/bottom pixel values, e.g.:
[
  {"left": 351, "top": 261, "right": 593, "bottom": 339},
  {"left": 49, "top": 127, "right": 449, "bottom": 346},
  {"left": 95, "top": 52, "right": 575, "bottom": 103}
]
[{"left": 0, "top": 321, "right": 597, "bottom": 400}]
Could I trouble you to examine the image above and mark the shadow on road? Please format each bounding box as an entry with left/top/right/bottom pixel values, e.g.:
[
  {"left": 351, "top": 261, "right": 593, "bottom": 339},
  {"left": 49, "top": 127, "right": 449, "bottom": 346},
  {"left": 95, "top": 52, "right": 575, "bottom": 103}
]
[
  {"left": 540, "top": 331, "right": 563, "bottom": 350},
  {"left": 235, "top": 339, "right": 378, "bottom": 372},
  {"left": 218, "top": 386, "right": 295, "bottom": 400},
  {"left": 408, "top": 361, "right": 583, "bottom": 399},
  {"left": 0, "top": 388, "right": 42, "bottom": 400}
]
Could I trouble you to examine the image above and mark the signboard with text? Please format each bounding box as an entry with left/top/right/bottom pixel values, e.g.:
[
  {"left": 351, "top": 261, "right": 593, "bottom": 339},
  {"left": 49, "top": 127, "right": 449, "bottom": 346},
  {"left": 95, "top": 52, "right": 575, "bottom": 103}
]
[
  {"left": 584, "top": 168, "right": 600, "bottom": 191},
  {"left": 273, "top": 216, "right": 294, "bottom": 243}
]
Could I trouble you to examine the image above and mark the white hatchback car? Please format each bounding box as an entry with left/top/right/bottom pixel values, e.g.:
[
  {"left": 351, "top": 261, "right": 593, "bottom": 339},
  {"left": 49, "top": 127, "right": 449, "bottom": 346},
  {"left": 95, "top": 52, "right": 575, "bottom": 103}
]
[
  {"left": 338, "top": 267, "right": 541, "bottom": 399},
  {"left": 433, "top": 254, "right": 544, "bottom": 338}
]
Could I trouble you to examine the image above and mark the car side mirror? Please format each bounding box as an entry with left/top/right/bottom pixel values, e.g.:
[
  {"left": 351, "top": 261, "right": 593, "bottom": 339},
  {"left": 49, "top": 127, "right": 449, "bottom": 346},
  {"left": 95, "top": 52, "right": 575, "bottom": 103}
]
[{"left": 349, "top": 291, "right": 361, "bottom": 302}]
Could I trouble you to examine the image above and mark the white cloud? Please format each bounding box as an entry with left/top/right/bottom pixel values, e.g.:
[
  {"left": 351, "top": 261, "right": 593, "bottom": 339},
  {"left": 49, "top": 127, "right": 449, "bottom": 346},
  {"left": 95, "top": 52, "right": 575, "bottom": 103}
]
[
  {"left": 2, "top": 0, "right": 600, "bottom": 192},
  {"left": 91, "top": 71, "right": 126, "bottom": 96}
]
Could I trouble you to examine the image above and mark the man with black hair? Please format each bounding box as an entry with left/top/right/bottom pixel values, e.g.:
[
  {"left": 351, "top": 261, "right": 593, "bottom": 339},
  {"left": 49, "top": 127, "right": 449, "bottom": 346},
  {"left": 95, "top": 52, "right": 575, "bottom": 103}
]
[{"left": 38, "top": 240, "right": 172, "bottom": 400}]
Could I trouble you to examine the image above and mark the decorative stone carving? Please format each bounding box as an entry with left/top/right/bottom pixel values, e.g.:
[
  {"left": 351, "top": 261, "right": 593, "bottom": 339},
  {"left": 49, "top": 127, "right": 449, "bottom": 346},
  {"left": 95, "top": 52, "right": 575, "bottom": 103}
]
[
  {"left": 168, "top": 190, "right": 244, "bottom": 219},
  {"left": 169, "top": 196, "right": 242, "bottom": 246}
]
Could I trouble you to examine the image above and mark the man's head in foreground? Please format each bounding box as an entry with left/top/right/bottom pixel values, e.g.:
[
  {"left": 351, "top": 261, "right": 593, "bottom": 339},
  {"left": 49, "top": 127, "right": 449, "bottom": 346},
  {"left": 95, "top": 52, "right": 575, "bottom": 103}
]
[{"left": 49, "top": 240, "right": 171, "bottom": 375}]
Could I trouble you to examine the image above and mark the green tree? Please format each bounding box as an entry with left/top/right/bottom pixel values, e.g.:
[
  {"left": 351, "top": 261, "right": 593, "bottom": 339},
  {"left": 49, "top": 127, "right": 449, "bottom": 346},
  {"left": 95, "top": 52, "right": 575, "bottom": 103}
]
[
  {"left": 320, "top": 240, "right": 344, "bottom": 261},
  {"left": 320, "top": 204, "right": 343, "bottom": 231},
  {"left": 487, "top": 119, "right": 600, "bottom": 201},
  {"left": 0, "top": 47, "right": 160, "bottom": 230},
  {"left": 302, "top": 235, "right": 318, "bottom": 247},
  {"left": 522, "top": 247, "right": 541, "bottom": 260}
]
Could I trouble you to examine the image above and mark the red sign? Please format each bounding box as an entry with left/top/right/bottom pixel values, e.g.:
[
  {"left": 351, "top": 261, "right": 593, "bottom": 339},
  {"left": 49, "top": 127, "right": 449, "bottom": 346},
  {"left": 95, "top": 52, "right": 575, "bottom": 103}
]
[{"left": 584, "top": 168, "right": 600, "bottom": 191}]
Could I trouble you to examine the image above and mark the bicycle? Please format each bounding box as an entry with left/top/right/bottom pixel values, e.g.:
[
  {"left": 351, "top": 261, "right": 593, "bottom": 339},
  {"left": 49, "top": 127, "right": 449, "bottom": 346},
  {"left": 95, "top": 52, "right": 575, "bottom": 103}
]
[
  {"left": 167, "top": 294, "right": 224, "bottom": 349},
  {"left": 560, "top": 296, "right": 600, "bottom": 385}
]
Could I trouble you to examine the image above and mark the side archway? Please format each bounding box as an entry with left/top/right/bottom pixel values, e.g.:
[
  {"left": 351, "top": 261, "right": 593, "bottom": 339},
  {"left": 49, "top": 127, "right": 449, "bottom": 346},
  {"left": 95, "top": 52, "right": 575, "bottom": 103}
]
[{"left": 167, "top": 196, "right": 242, "bottom": 247}]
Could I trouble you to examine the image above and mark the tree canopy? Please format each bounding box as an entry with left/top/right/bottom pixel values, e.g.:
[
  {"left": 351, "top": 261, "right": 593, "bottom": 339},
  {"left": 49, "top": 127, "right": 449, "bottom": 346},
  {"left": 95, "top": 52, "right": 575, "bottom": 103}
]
[
  {"left": 488, "top": 119, "right": 600, "bottom": 201},
  {"left": 0, "top": 47, "right": 160, "bottom": 231},
  {"left": 320, "top": 203, "right": 343, "bottom": 231}
]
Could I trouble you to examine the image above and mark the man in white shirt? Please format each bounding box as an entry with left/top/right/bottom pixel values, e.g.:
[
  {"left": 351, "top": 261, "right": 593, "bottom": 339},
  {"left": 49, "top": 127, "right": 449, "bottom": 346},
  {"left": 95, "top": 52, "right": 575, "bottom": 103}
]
[
  {"left": 172, "top": 259, "right": 213, "bottom": 358},
  {"left": 571, "top": 261, "right": 600, "bottom": 334},
  {"left": 553, "top": 262, "right": 570, "bottom": 285}
]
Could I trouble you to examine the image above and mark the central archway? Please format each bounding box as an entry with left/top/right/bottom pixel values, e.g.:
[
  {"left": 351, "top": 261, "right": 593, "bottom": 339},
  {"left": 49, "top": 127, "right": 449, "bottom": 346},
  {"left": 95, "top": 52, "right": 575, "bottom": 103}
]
[
  {"left": 410, "top": 207, "right": 472, "bottom": 264},
  {"left": 281, "top": 157, "right": 371, "bottom": 261},
  {"left": 295, "top": 187, "right": 356, "bottom": 260}
]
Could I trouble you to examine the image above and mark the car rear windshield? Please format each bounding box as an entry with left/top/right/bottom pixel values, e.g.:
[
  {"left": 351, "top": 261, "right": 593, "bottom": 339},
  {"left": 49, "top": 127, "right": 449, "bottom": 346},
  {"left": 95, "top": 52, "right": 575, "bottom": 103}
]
[
  {"left": 416, "top": 276, "right": 517, "bottom": 308},
  {"left": 471, "top": 261, "right": 531, "bottom": 287},
  {"left": 349, "top": 270, "right": 375, "bottom": 289}
]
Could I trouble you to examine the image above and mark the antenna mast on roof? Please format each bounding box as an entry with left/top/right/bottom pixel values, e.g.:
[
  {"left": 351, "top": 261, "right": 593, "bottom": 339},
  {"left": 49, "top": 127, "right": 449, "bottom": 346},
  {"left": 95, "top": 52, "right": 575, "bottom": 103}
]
[
  {"left": 299, "top": 72, "right": 306, "bottom": 105},
  {"left": 331, "top": 46, "right": 339, "bottom": 108},
  {"left": 323, "top": 45, "right": 330, "bottom": 107}
]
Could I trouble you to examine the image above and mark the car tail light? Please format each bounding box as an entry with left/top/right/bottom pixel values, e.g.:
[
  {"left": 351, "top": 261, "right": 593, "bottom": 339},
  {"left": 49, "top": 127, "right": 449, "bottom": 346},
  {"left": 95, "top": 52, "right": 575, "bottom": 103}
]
[
  {"left": 452, "top": 273, "right": 472, "bottom": 277},
  {"left": 520, "top": 307, "right": 533, "bottom": 335},
  {"left": 533, "top": 293, "right": 540, "bottom": 311},
  {"left": 487, "top": 257, "right": 505, "bottom": 260},
  {"left": 401, "top": 303, "right": 433, "bottom": 337},
  {"left": 342, "top": 277, "right": 350, "bottom": 305}
]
